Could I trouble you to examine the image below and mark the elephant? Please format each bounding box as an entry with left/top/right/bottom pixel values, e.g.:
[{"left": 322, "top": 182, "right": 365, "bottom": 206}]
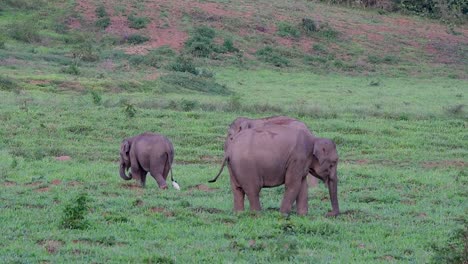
[
  {"left": 209, "top": 125, "right": 340, "bottom": 216},
  {"left": 218, "top": 116, "right": 319, "bottom": 187},
  {"left": 119, "top": 132, "right": 179, "bottom": 190}
]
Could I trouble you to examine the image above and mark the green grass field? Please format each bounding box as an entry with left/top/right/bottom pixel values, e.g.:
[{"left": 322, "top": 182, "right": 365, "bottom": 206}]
[
  {"left": 1, "top": 70, "right": 467, "bottom": 263},
  {"left": 1, "top": 0, "right": 467, "bottom": 262}
]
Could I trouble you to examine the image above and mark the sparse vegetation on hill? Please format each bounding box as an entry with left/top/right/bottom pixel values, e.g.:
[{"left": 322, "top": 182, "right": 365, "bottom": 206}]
[{"left": 0, "top": 0, "right": 467, "bottom": 262}]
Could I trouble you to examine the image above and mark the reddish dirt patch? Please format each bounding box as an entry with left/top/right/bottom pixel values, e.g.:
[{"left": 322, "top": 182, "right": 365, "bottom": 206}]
[
  {"left": 25, "top": 181, "right": 43, "bottom": 187},
  {"left": 38, "top": 240, "right": 64, "bottom": 254},
  {"left": 51, "top": 179, "right": 62, "bottom": 185},
  {"left": 66, "top": 181, "right": 82, "bottom": 187},
  {"left": 150, "top": 207, "right": 175, "bottom": 217},
  {"left": 57, "top": 82, "right": 86, "bottom": 92},
  {"left": 29, "top": 80, "right": 51, "bottom": 86},
  {"left": 55, "top": 156, "right": 71, "bottom": 161},
  {"left": 35, "top": 187, "right": 51, "bottom": 193},
  {"left": 2, "top": 181, "right": 17, "bottom": 187},
  {"left": 189, "top": 184, "right": 218, "bottom": 192},
  {"left": 121, "top": 183, "right": 142, "bottom": 190},
  {"left": 200, "top": 155, "right": 222, "bottom": 163},
  {"left": 422, "top": 160, "right": 466, "bottom": 168}
]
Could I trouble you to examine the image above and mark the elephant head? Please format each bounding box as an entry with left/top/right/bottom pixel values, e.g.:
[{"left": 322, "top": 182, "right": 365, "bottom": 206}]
[
  {"left": 119, "top": 139, "right": 132, "bottom": 180},
  {"left": 310, "top": 138, "right": 340, "bottom": 216}
]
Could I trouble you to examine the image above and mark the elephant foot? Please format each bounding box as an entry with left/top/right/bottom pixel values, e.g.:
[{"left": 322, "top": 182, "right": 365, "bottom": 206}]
[
  {"left": 159, "top": 184, "right": 168, "bottom": 190},
  {"left": 326, "top": 211, "right": 339, "bottom": 217}
]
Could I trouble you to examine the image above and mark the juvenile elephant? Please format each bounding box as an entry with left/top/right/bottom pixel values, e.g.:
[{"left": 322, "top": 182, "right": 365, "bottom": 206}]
[
  {"left": 218, "top": 116, "right": 319, "bottom": 187},
  {"left": 210, "top": 125, "right": 340, "bottom": 216},
  {"left": 119, "top": 132, "right": 179, "bottom": 190}
]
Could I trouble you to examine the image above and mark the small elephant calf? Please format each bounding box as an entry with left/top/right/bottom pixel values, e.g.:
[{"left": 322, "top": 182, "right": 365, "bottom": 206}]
[{"left": 119, "top": 132, "right": 179, "bottom": 190}]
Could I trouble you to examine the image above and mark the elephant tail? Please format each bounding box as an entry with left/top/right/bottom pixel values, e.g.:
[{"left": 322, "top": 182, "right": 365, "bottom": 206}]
[
  {"left": 208, "top": 157, "right": 227, "bottom": 183},
  {"left": 166, "top": 152, "right": 180, "bottom": 190}
]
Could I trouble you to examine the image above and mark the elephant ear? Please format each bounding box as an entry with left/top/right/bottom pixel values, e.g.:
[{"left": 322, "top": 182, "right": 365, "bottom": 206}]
[
  {"left": 121, "top": 140, "right": 130, "bottom": 155},
  {"left": 313, "top": 140, "right": 328, "bottom": 165}
]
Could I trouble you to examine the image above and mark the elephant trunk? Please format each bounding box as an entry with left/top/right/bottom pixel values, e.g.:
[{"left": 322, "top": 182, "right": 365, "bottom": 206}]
[
  {"left": 326, "top": 168, "right": 339, "bottom": 217},
  {"left": 119, "top": 164, "right": 132, "bottom": 180}
]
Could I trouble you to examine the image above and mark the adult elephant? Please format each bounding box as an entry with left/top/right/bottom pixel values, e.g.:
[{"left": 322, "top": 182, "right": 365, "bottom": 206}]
[
  {"left": 119, "top": 132, "right": 179, "bottom": 190},
  {"left": 220, "top": 116, "right": 319, "bottom": 187},
  {"left": 209, "top": 125, "right": 339, "bottom": 216}
]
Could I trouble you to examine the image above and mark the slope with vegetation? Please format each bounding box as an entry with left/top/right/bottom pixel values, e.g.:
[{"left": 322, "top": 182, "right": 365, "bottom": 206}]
[{"left": 0, "top": 0, "right": 467, "bottom": 263}]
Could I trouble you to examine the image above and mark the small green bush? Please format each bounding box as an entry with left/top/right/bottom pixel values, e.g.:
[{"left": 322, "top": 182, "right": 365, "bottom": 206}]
[
  {"left": 128, "top": 15, "right": 150, "bottom": 29},
  {"left": 123, "top": 102, "right": 137, "bottom": 118},
  {"left": 60, "top": 193, "right": 90, "bottom": 230},
  {"left": 160, "top": 72, "right": 231, "bottom": 95},
  {"left": 126, "top": 34, "right": 149, "bottom": 44},
  {"left": 255, "top": 46, "right": 290, "bottom": 67},
  {"left": 90, "top": 90, "right": 102, "bottom": 105},
  {"left": 7, "top": 19, "right": 41, "bottom": 43},
  {"left": 96, "top": 5, "right": 107, "bottom": 18},
  {"left": 277, "top": 22, "right": 301, "bottom": 38},
  {"left": 0, "top": 75, "right": 19, "bottom": 91},
  {"left": 61, "top": 64, "right": 80, "bottom": 75},
  {"left": 168, "top": 56, "right": 197, "bottom": 74},
  {"left": 222, "top": 38, "right": 239, "bottom": 53},
  {"left": 184, "top": 26, "right": 216, "bottom": 57},
  {"left": 0, "top": 34, "right": 6, "bottom": 49},
  {"left": 430, "top": 223, "right": 468, "bottom": 263},
  {"left": 302, "top": 18, "right": 318, "bottom": 33},
  {"left": 95, "top": 17, "right": 111, "bottom": 29}
]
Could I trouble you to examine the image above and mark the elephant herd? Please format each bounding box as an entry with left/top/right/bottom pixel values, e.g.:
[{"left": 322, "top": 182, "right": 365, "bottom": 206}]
[{"left": 119, "top": 116, "right": 339, "bottom": 217}]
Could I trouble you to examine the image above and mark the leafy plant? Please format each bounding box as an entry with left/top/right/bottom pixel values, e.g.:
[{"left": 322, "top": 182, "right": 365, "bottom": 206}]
[
  {"left": 302, "top": 18, "right": 318, "bottom": 33},
  {"left": 168, "top": 56, "right": 198, "bottom": 74},
  {"left": 96, "top": 17, "right": 110, "bottom": 29},
  {"left": 126, "top": 34, "right": 149, "bottom": 44},
  {"left": 123, "top": 102, "right": 137, "bottom": 118},
  {"left": 184, "top": 26, "right": 216, "bottom": 57},
  {"left": 255, "top": 46, "right": 290, "bottom": 67},
  {"left": 128, "top": 15, "right": 150, "bottom": 29},
  {"left": 0, "top": 75, "right": 19, "bottom": 91},
  {"left": 90, "top": 90, "right": 102, "bottom": 105},
  {"left": 60, "top": 193, "right": 90, "bottom": 230},
  {"left": 277, "top": 21, "right": 301, "bottom": 38},
  {"left": 7, "top": 19, "right": 41, "bottom": 43}
]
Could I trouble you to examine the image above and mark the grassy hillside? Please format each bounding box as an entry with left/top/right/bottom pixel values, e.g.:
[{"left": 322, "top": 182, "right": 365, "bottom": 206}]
[{"left": 0, "top": 0, "right": 467, "bottom": 263}]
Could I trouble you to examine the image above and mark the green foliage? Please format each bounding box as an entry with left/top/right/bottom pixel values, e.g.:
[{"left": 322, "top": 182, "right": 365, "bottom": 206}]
[
  {"left": 0, "top": 34, "right": 6, "bottom": 49},
  {"left": 184, "top": 26, "right": 217, "bottom": 57},
  {"left": 96, "top": 5, "right": 108, "bottom": 18},
  {"left": 128, "top": 15, "right": 150, "bottom": 29},
  {"left": 255, "top": 46, "right": 290, "bottom": 67},
  {"left": 0, "top": 0, "right": 46, "bottom": 10},
  {"left": 301, "top": 18, "right": 318, "bottom": 33},
  {"left": 96, "top": 17, "right": 111, "bottom": 29},
  {"left": 0, "top": 75, "right": 18, "bottom": 91},
  {"left": 126, "top": 34, "right": 149, "bottom": 44},
  {"left": 168, "top": 55, "right": 197, "bottom": 74},
  {"left": 60, "top": 193, "right": 90, "bottom": 230},
  {"left": 61, "top": 63, "right": 80, "bottom": 75},
  {"left": 430, "top": 222, "right": 468, "bottom": 263},
  {"left": 277, "top": 21, "right": 301, "bottom": 38},
  {"left": 90, "top": 90, "right": 102, "bottom": 105},
  {"left": 6, "top": 18, "right": 41, "bottom": 43},
  {"left": 159, "top": 72, "right": 231, "bottom": 95},
  {"left": 227, "top": 94, "right": 242, "bottom": 111},
  {"left": 222, "top": 38, "right": 239, "bottom": 53}
]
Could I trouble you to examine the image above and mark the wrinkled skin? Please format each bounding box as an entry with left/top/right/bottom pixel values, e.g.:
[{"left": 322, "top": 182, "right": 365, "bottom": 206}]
[
  {"left": 119, "top": 132, "right": 174, "bottom": 189},
  {"left": 221, "top": 116, "right": 319, "bottom": 187},
  {"left": 215, "top": 125, "right": 339, "bottom": 216}
]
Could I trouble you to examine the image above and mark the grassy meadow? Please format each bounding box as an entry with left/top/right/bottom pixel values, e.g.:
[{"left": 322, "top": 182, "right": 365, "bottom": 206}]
[{"left": 1, "top": 0, "right": 467, "bottom": 263}]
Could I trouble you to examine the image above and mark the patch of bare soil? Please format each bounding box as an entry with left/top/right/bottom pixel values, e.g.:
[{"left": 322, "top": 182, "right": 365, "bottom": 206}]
[
  {"left": 25, "top": 181, "right": 43, "bottom": 187},
  {"left": 51, "top": 179, "right": 62, "bottom": 185},
  {"left": 35, "top": 187, "right": 51, "bottom": 193},
  {"left": 200, "top": 155, "right": 223, "bottom": 163},
  {"left": 55, "top": 156, "right": 71, "bottom": 161},
  {"left": 57, "top": 81, "right": 86, "bottom": 92},
  {"left": 121, "top": 183, "right": 141, "bottom": 190},
  {"left": 150, "top": 207, "right": 174, "bottom": 217},
  {"left": 66, "top": 180, "right": 82, "bottom": 187},
  {"left": 422, "top": 160, "right": 466, "bottom": 168},
  {"left": 2, "top": 181, "right": 17, "bottom": 187},
  {"left": 189, "top": 184, "right": 218, "bottom": 192},
  {"left": 38, "top": 240, "right": 64, "bottom": 254}
]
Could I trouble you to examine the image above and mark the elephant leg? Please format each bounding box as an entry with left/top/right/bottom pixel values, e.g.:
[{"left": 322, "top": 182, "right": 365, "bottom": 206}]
[
  {"left": 296, "top": 176, "right": 308, "bottom": 216},
  {"left": 280, "top": 167, "right": 307, "bottom": 215},
  {"left": 150, "top": 166, "right": 168, "bottom": 189},
  {"left": 245, "top": 188, "right": 262, "bottom": 212},
  {"left": 228, "top": 166, "right": 245, "bottom": 212},
  {"left": 131, "top": 166, "right": 147, "bottom": 187}
]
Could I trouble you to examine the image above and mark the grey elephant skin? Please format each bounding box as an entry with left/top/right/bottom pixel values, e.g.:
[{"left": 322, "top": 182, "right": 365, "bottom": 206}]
[
  {"left": 119, "top": 132, "right": 175, "bottom": 189},
  {"left": 218, "top": 116, "right": 319, "bottom": 187},
  {"left": 211, "top": 125, "right": 340, "bottom": 216}
]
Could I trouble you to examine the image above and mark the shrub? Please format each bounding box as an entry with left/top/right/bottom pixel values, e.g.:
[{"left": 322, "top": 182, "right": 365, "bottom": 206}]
[
  {"left": 126, "top": 34, "right": 149, "bottom": 44},
  {"left": 128, "top": 15, "right": 150, "bottom": 29},
  {"left": 159, "top": 72, "right": 231, "bottom": 95},
  {"left": 302, "top": 18, "right": 318, "bottom": 33},
  {"left": 1, "top": 0, "right": 46, "bottom": 10},
  {"left": 168, "top": 56, "right": 197, "bottom": 74},
  {"left": 60, "top": 193, "right": 90, "bottom": 229},
  {"left": 0, "top": 75, "right": 18, "bottom": 91},
  {"left": 277, "top": 21, "right": 301, "bottom": 38},
  {"left": 96, "top": 5, "right": 108, "bottom": 18},
  {"left": 95, "top": 17, "right": 110, "bottom": 29},
  {"left": 61, "top": 64, "right": 80, "bottom": 75},
  {"left": 7, "top": 19, "right": 41, "bottom": 43},
  {"left": 430, "top": 222, "right": 468, "bottom": 263},
  {"left": 0, "top": 34, "right": 6, "bottom": 49},
  {"left": 184, "top": 26, "right": 216, "bottom": 57},
  {"left": 72, "top": 39, "right": 100, "bottom": 62},
  {"left": 222, "top": 38, "right": 239, "bottom": 53},
  {"left": 123, "top": 102, "right": 137, "bottom": 118},
  {"left": 90, "top": 90, "right": 102, "bottom": 105},
  {"left": 255, "top": 46, "right": 290, "bottom": 67}
]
